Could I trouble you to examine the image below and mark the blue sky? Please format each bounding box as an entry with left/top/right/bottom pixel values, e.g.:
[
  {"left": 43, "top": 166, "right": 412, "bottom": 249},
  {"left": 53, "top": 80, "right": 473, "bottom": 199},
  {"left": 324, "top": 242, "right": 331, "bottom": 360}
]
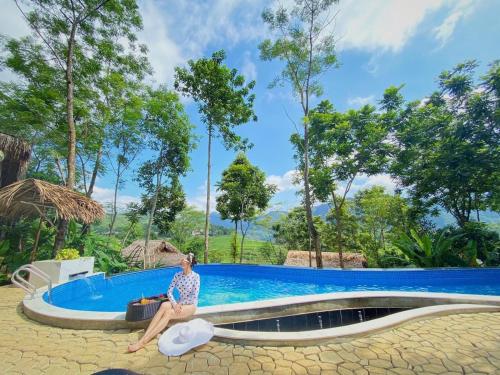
[{"left": 1, "top": 0, "right": 500, "bottom": 213}]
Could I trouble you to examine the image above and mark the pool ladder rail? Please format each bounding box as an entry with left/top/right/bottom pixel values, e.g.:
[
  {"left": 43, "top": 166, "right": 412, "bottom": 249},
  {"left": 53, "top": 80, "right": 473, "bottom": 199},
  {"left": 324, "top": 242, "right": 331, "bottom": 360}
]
[{"left": 11, "top": 264, "right": 52, "bottom": 303}]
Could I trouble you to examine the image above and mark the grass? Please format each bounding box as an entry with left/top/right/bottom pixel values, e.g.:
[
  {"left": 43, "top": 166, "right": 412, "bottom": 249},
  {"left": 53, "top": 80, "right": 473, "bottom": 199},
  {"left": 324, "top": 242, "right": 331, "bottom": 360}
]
[{"left": 208, "top": 235, "right": 286, "bottom": 264}]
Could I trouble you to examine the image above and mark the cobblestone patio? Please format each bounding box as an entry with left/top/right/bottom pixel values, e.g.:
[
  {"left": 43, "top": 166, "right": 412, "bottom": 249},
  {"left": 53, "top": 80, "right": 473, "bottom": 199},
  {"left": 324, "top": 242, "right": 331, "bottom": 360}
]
[{"left": 1, "top": 286, "right": 499, "bottom": 375}]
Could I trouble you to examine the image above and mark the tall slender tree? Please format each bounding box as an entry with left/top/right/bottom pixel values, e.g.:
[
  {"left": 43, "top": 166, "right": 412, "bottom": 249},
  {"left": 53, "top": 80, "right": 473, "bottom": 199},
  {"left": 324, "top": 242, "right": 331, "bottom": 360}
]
[
  {"left": 136, "top": 87, "right": 195, "bottom": 268},
  {"left": 174, "top": 50, "right": 257, "bottom": 264},
  {"left": 259, "top": 0, "right": 339, "bottom": 268}
]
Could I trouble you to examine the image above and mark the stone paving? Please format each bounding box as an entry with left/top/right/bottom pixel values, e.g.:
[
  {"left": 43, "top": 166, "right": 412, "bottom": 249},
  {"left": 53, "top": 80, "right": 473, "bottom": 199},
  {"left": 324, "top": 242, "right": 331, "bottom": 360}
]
[{"left": 1, "top": 286, "right": 499, "bottom": 375}]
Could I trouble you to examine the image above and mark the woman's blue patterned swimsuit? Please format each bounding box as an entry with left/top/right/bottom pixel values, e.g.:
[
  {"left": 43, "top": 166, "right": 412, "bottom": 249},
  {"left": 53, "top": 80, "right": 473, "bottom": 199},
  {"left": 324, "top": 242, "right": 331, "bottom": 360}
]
[{"left": 167, "top": 271, "right": 200, "bottom": 306}]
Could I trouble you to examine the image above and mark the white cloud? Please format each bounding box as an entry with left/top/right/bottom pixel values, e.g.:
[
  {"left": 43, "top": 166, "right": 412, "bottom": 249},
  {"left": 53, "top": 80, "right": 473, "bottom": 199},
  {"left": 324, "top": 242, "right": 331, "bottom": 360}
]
[
  {"left": 187, "top": 182, "right": 218, "bottom": 213},
  {"left": 433, "top": 0, "right": 476, "bottom": 47},
  {"left": 347, "top": 95, "right": 375, "bottom": 107},
  {"left": 138, "top": 1, "right": 186, "bottom": 85},
  {"left": 137, "top": 0, "right": 266, "bottom": 85},
  {"left": 92, "top": 186, "right": 140, "bottom": 211},
  {"left": 336, "top": 173, "right": 398, "bottom": 197},
  {"left": 335, "top": 0, "right": 445, "bottom": 53},
  {"left": 241, "top": 51, "right": 257, "bottom": 82},
  {"left": 266, "top": 170, "right": 300, "bottom": 193}
]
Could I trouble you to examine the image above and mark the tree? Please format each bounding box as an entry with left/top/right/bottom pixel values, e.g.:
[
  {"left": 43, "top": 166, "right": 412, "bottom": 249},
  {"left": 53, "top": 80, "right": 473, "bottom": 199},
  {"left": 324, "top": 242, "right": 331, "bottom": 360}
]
[
  {"left": 10, "top": 0, "right": 149, "bottom": 252},
  {"left": 353, "top": 186, "right": 410, "bottom": 266},
  {"left": 136, "top": 88, "right": 195, "bottom": 268},
  {"left": 389, "top": 61, "right": 500, "bottom": 227},
  {"left": 168, "top": 207, "right": 205, "bottom": 252},
  {"left": 122, "top": 202, "right": 142, "bottom": 246},
  {"left": 273, "top": 207, "right": 322, "bottom": 253},
  {"left": 215, "top": 153, "right": 276, "bottom": 262},
  {"left": 260, "top": 0, "right": 339, "bottom": 268},
  {"left": 174, "top": 50, "right": 257, "bottom": 264},
  {"left": 305, "top": 101, "right": 390, "bottom": 267},
  {"left": 105, "top": 91, "right": 145, "bottom": 236}
]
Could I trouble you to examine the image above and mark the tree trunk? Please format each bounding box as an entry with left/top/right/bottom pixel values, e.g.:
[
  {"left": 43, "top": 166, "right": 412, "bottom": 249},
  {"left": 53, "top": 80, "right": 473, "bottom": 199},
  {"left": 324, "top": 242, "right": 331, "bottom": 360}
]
[
  {"left": 232, "top": 220, "right": 238, "bottom": 263},
  {"left": 30, "top": 218, "right": 43, "bottom": 263},
  {"left": 144, "top": 172, "right": 161, "bottom": 269},
  {"left": 335, "top": 206, "right": 344, "bottom": 269},
  {"left": 239, "top": 221, "right": 249, "bottom": 264},
  {"left": 108, "top": 161, "right": 122, "bottom": 236},
  {"left": 303, "top": 121, "right": 322, "bottom": 268},
  {"left": 203, "top": 127, "right": 212, "bottom": 264},
  {"left": 81, "top": 143, "right": 102, "bottom": 235},
  {"left": 54, "top": 23, "right": 78, "bottom": 254}
]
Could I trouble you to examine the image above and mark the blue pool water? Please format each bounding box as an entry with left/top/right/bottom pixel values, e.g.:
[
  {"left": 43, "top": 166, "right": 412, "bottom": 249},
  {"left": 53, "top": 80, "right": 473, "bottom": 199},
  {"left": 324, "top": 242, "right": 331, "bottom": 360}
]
[{"left": 44, "top": 265, "right": 500, "bottom": 312}]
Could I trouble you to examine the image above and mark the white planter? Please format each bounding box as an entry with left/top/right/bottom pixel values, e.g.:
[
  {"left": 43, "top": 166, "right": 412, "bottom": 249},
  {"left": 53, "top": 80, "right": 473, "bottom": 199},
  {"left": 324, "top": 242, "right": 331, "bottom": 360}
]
[{"left": 30, "top": 257, "right": 95, "bottom": 288}]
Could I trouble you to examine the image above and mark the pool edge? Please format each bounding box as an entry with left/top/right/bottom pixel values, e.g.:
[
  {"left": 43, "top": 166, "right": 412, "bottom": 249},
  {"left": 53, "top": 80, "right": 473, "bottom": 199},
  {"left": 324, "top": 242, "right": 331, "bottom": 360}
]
[{"left": 22, "top": 288, "right": 500, "bottom": 331}]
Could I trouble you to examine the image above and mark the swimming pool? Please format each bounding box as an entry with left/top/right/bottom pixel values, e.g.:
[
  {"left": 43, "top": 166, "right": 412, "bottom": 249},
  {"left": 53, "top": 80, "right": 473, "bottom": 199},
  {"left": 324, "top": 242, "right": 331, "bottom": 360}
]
[{"left": 44, "top": 265, "right": 500, "bottom": 312}]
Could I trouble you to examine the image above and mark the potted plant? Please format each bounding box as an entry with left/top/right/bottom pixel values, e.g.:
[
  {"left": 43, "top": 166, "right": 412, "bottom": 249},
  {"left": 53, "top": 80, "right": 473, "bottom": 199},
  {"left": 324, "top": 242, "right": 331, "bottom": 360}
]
[{"left": 30, "top": 248, "right": 95, "bottom": 288}]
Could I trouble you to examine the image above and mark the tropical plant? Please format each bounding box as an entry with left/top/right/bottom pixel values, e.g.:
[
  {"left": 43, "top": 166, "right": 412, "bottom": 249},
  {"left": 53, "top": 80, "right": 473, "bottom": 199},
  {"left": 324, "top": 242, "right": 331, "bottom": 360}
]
[
  {"left": 83, "top": 234, "right": 128, "bottom": 274},
  {"left": 392, "top": 229, "right": 463, "bottom": 267}
]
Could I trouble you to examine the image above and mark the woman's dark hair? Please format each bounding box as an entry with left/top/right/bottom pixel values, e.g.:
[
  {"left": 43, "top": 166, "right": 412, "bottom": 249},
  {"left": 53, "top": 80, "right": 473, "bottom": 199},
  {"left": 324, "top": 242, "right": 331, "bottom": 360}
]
[{"left": 187, "top": 252, "right": 197, "bottom": 267}]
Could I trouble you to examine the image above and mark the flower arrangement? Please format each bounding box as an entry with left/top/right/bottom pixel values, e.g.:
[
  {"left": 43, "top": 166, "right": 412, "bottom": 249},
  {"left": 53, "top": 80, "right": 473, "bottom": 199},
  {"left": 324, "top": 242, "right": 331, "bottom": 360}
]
[{"left": 55, "top": 248, "right": 80, "bottom": 260}]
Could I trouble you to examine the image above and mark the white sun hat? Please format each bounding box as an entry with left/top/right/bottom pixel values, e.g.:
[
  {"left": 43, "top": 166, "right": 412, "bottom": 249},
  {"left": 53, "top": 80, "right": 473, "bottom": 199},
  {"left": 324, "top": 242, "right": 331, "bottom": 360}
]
[{"left": 158, "top": 318, "right": 214, "bottom": 356}]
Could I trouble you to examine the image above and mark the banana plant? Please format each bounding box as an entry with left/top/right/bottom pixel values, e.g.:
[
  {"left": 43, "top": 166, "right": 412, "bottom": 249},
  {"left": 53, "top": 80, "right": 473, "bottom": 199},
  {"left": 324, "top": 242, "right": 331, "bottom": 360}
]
[{"left": 393, "top": 229, "right": 464, "bottom": 267}]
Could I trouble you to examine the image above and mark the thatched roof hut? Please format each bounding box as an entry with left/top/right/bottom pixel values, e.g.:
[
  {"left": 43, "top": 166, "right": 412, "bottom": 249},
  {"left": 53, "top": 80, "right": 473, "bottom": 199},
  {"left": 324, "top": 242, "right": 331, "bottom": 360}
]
[
  {"left": 0, "top": 178, "right": 105, "bottom": 224},
  {"left": 0, "top": 133, "right": 32, "bottom": 188},
  {"left": 122, "top": 240, "right": 184, "bottom": 267},
  {"left": 285, "top": 250, "right": 366, "bottom": 268}
]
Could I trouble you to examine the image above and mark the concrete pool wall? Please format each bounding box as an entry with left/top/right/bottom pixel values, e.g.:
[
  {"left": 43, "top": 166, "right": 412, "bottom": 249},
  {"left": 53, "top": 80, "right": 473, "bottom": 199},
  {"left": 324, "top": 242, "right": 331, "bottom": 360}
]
[
  {"left": 22, "top": 286, "right": 500, "bottom": 345},
  {"left": 20, "top": 265, "right": 500, "bottom": 345}
]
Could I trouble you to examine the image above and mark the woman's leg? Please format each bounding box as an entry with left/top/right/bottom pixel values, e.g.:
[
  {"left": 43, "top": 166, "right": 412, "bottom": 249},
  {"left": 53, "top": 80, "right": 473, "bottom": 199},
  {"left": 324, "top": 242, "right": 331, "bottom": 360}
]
[
  {"left": 128, "top": 302, "right": 172, "bottom": 352},
  {"left": 143, "top": 302, "right": 173, "bottom": 336},
  {"left": 135, "top": 305, "right": 196, "bottom": 349}
]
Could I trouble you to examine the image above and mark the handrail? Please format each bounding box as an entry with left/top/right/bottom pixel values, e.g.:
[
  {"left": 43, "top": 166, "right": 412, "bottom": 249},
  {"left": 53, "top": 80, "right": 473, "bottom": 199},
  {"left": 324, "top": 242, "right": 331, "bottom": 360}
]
[{"left": 11, "top": 264, "right": 52, "bottom": 303}]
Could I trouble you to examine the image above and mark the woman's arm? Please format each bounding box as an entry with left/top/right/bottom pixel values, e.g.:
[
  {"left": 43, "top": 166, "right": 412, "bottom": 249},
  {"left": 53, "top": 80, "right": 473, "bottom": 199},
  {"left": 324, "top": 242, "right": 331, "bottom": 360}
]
[{"left": 167, "top": 273, "right": 179, "bottom": 305}]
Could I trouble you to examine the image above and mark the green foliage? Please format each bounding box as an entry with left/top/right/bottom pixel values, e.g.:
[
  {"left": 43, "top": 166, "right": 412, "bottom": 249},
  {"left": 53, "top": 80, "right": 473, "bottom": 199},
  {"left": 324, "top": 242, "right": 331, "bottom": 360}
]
[
  {"left": 259, "top": 1, "right": 339, "bottom": 108},
  {"left": 216, "top": 153, "right": 277, "bottom": 261},
  {"left": 447, "top": 222, "right": 500, "bottom": 266},
  {"left": 259, "top": 242, "right": 288, "bottom": 265},
  {"left": 352, "top": 186, "right": 412, "bottom": 266},
  {"left": 174, "top": 50, "right": 257, "bottom": 151},
  {"left": 272, "top": 208, "right": 311, "bottom": 251},
  {"left": 216, "top": 153, "right": 276, "bottom": 223},
  {"left": 185, "top": 237, "right": 205, "bottom": 261},
  {"left": 136, "top": 87, "right": 195, "bottom": 267},
  {"left": 389, "top": 61, "right": 500, "bottom": 227},
  {"left": 139, "top": 180, "right": 186, "bottom": 235},
  {"left": 83, "top": 234, "right": 128, "bottom": 274},
  {"left": 230, "top": 232, "right": 239, "bottom": 263},
  {"left": 55, "top": 248, "right": 80, "bottom": 260},
  {"left": 393, "top": 230, "right": 465, "bottom": 267},
  {"left": 322, "top": 202, "right": 360, "bottom": 253},
  {"left": 168, "top": 207, "right": 205, "bottom": 251}
]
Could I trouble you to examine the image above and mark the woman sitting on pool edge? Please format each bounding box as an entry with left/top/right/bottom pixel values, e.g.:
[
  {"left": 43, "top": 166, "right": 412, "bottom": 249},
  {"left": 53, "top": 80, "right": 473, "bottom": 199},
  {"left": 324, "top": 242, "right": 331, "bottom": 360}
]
[{"left": 128, "top": 253, "right": 200, "bottom": 352}]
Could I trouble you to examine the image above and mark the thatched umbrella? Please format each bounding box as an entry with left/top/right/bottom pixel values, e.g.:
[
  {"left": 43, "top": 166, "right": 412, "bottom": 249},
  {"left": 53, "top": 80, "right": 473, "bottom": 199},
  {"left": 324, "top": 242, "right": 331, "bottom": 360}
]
[
  {"left": 0, "top": 178, "right": 105, "bottom": 260},
  {"left": 0, "top": 133, "right": 32, "bottom": 189}
]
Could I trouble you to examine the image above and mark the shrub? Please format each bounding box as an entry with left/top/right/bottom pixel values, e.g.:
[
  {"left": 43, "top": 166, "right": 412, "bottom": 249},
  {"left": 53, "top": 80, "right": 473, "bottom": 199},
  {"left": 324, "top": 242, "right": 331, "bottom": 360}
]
[{"left": 55, "top": 248, "right": 80, "bottom": 260}]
